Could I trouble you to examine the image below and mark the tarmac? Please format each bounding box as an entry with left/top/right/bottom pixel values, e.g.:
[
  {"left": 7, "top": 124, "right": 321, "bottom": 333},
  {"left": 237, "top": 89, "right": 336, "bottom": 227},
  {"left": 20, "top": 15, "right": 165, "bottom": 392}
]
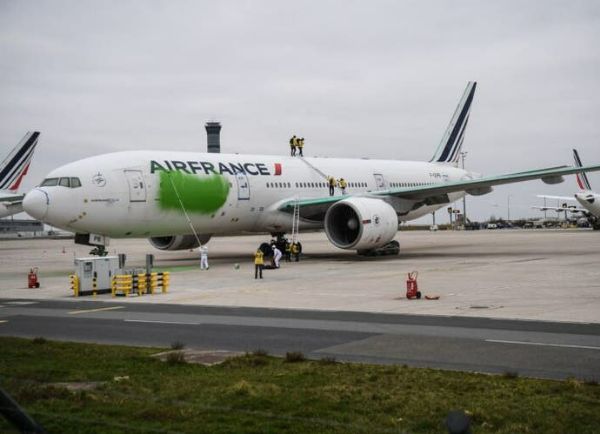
[{"left": 1, "top": 228, "right": 599, "bottom": 323}]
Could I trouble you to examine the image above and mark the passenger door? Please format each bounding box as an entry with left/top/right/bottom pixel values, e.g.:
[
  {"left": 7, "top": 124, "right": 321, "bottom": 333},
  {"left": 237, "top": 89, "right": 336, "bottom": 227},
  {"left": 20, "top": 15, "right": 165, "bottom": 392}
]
[
  {"left": 124, "top": 170, "right": 147, "bottom": 202},
  {"left": 236, "top": 172, "right": 250, "bottom": 201},
  {"left": 373, "top": 173, "right": 387, "bottom": 191}
]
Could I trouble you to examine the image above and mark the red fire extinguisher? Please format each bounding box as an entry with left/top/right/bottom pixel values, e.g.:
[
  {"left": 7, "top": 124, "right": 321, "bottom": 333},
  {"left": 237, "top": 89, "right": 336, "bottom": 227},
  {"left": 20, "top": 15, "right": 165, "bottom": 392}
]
[
  {"left": 406, "top": 271, "right": 421, "bottom": 299},
  {"left": 28, "top": 268, "right": 40, "bottom": 288}
]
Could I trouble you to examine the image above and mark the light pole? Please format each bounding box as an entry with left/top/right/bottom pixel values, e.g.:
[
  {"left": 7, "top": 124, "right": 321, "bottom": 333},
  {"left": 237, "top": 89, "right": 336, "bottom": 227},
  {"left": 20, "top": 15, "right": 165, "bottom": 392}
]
[
  {"left": 460, "top": 151, "right": 468, "bottom": 223},
  {"left": 507, "top": 195, "right": 511, "bottom": 222}
]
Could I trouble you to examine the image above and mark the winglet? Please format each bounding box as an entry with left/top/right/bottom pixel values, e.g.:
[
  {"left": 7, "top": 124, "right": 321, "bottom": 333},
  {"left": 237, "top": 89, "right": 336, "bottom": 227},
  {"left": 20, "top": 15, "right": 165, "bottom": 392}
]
[
  {"left": 430, "top": 82, "right": 476, "bottom": 165},
  {"left": 0, "top": 131, "right": 40, "bottom": 192},
  {"left": 573, "top": 149, "right": 592, "bottom": 191}
]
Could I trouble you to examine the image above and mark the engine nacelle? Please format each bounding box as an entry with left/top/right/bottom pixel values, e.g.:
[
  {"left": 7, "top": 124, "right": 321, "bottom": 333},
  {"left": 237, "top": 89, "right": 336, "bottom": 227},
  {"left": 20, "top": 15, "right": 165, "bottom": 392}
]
[
  {"left": 149, "top": 234, "right": 212, "bottom": 251},
  {"left": 324, "top": 197, "right": 398, "bottom": 250},
  {"left": 541, "top": 175, "right": 564, "bottom": 185}
]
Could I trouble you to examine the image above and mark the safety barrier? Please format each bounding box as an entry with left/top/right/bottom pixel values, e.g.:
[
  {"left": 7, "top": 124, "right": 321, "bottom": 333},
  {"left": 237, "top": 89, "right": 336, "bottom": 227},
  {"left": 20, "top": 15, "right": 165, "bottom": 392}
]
[
  {"left": 111, "top": 275, "right": 133, "bottom": 297},
  {"left": 111, "top": 272, "right": 170, "bottom": 297}
]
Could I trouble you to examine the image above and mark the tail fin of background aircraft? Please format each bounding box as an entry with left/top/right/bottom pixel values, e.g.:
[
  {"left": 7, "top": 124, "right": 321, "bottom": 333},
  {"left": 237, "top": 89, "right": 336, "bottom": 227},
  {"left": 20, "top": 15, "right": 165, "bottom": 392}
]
[
  {"left": 573, "top": 149, "right": 592, "bottom": 191},
  {"left": 430, "top": 81, "right": 476, "bottom": 166},
  {"left": 0, "top": 131, "right": 40, "bottom": 192}
]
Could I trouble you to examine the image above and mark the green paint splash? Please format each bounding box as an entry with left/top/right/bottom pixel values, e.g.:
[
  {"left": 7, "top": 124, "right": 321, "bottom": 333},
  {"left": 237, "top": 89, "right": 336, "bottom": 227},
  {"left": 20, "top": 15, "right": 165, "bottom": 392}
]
[{"left": 158, "top": 171, "right": 230, "bottom": 214}]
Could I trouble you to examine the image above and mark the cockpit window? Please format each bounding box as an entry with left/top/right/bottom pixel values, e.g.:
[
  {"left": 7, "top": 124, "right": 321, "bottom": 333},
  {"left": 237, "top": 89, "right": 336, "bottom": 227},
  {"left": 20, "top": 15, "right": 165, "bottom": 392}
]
[
  {"left": 41, "top": 178, "right": 59, "bottom": 186},
  {"left": 40, "top": 177, "right": 82, "bottom": 188}
]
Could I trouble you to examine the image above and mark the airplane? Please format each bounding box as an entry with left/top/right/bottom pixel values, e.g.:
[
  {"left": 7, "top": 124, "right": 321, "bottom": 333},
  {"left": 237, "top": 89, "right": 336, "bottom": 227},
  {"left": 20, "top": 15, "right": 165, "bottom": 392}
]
[
  {"left": 534, "top": 149, "right": 600, "bottom": 230},
  {"left": 0, "top": 131, "right": 41, "bottom": 218},
  {"left": 21, "top": 82, "right": 600, "bottom": 255}
]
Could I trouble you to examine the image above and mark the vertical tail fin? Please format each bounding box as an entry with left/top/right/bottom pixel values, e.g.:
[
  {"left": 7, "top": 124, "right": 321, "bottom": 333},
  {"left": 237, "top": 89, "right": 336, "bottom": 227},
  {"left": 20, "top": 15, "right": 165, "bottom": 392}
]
[
  {"left": 573, "top": 149, "right": 592, "bottom": 191},
  {"left": 0, "top": 131, "right": 40, "bottom": 192},
  {"left": 430, "top": 82, "right": 476, "bottom": 165}
]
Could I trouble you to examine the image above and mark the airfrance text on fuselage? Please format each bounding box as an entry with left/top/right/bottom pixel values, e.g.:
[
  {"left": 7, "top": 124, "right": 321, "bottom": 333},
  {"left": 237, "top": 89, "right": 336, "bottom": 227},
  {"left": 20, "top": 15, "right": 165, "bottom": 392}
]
[{"left": 150, "top": 160, "right": 274, "bottom": 176}]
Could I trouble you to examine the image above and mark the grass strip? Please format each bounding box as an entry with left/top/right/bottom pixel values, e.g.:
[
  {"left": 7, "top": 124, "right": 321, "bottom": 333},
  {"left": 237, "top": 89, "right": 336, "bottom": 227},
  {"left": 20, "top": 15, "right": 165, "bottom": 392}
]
[{"left": 0, "top": 337, "right": 599, "bottom": 433}]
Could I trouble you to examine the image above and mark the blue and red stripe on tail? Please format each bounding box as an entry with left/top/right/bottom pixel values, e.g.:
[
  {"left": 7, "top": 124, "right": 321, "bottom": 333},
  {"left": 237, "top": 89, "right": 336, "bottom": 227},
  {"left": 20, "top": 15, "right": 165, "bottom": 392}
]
[{"left": 430, "top": 82, "right": 476, "bottom": 166}]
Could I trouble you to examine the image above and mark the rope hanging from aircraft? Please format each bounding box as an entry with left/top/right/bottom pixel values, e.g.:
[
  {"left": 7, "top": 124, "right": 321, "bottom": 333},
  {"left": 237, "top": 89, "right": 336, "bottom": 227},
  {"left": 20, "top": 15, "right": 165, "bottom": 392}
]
[{"left": 166, "top": 172, "right": 203, "bottom": 247}]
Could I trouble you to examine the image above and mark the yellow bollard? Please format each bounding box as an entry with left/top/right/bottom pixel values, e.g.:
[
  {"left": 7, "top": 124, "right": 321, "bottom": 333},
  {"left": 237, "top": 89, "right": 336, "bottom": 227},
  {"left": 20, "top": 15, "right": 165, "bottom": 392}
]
[
  {"left": 162, "top": 272, "right": 170, "bottom": 293},
  {"left": 70, "top": 275, "right": 79, "bottom": 297},
  {"left": 149, "top": 272, "right": 158, "bottom": 295},
  {"left": 137, "top": 273, "right": 147, "bottom": 296}
]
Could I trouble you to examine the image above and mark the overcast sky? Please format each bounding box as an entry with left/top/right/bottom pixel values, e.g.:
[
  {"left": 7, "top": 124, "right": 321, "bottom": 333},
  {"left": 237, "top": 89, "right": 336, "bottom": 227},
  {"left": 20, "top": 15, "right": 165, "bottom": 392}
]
[{"left": 1, "top": 0, "right": 599, "bottom": 222}]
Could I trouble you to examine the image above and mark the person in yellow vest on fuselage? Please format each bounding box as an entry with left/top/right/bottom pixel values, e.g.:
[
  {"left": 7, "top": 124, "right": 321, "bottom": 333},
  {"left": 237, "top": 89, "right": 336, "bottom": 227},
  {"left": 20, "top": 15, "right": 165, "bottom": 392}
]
[
  {"left": 297, "top": 137, "right": 304, "bottom": 157},
  {"left": 254, "top": 248, "right": 264, "bottom": 279},
  {"left": 289, "top": 135, "right": 297, "bottom": 156},
  {"left": 338, "top": 178, "right": 347, "bottom": 195},
  {"left": 327, "top": 176, "right": 336, "bottom": 196}
]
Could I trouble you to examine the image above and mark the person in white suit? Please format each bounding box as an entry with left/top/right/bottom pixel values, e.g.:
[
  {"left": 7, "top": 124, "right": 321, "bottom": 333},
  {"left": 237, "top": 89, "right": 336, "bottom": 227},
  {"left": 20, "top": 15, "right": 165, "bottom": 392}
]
[
  {"left": 200, "top": 245, "right": 209, "bottom": 270},
  {"left": 272, "top": 245, "right": 282, "bottom": 269}
]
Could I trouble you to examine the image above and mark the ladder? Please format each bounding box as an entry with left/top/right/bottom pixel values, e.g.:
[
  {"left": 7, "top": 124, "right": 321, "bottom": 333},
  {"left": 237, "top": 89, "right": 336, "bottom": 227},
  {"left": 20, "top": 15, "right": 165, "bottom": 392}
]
[
  {"left": 298, "top": 157, "right": 328, "bottom": 180},
  {"left": 290, "top": 199, "right": 300, "bottom": 243}
]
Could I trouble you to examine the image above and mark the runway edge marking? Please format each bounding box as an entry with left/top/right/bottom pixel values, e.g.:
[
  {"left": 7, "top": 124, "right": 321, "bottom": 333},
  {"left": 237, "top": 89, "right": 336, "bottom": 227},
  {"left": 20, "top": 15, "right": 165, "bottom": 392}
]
[
  {"left": 485, "top": 339, "right": 600, "bottom": 351},
  {"left": 124, "top": 319, "right": 200, "bottom": 326},
  {"left": 69, "top": 306, "right": 125, "bottom": 315}
]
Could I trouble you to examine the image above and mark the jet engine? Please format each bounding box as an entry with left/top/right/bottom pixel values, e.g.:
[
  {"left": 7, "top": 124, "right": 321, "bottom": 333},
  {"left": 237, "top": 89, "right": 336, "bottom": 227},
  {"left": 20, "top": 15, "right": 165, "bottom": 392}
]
[
  {"left": 149, "top": 234, "right": 212, "bottom": 251},
  {"left": 324, "top": 197, "right": 398, "bottom": 251}
]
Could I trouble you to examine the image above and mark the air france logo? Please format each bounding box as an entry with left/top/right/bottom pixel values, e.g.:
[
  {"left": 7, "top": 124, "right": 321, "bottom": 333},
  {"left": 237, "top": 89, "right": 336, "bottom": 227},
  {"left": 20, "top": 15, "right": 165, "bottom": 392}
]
[
  {"left": 150, "top": 160, "right": 282, "bottom": 176},
  {"left": 92, "top": 172, "right": 106, "bottom": 187}
]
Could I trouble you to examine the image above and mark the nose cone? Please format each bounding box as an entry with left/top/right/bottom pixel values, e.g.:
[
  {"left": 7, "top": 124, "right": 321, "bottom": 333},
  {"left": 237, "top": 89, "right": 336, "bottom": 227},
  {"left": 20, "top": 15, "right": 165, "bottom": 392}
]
[{"left": 23, "top": 189, "right": 49, "bottom": 220}]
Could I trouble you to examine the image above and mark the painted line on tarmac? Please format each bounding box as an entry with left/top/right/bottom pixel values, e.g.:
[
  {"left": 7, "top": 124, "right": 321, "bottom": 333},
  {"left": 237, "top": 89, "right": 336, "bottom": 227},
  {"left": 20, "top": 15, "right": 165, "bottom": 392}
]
[
  {"left": 69, "top": 306, "right": 125, "bottom": 315},
  {"left": 4, "top": 301, "right": 38, "bottom": 305},
  {"left": 0, "top": 320, "right": 8, "bottom": 324},
  {"left": 486, "top": 339, "right": 600, "bottom": 351},
  {"left": 124, "top": 319, "right": 200, "bottom": 326}
]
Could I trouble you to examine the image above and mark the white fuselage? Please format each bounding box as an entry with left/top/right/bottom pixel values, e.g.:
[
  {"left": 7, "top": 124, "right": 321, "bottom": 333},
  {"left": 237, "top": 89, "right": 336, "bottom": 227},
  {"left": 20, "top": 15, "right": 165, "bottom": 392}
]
[
  {"left": 575, "top": 191, "right": 600, "bottom": 218},
  {"left": 23, "top": 151, "right": 468, "bottom": 238}
]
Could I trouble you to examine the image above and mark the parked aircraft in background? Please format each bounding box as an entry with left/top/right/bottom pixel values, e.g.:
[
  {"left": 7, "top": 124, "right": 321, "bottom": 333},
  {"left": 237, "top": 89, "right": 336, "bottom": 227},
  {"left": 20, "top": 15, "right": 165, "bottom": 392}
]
[
  {"left": 22, "top": 83, "right": 600, "bottom": 255},
  {"left": 0, "top": 131, "right": 40, "bottom": 218},
  {"left": 534, "top": 149, "right": 600, "bottom": 230}
]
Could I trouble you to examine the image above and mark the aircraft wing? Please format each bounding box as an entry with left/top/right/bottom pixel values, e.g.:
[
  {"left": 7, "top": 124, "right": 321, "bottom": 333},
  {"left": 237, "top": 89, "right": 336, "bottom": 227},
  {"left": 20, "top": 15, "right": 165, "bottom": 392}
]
[
  {"left": 0, "top": 194, "right": 24, "bottom": 218},
  {"left": 536, "top": 194, "right": 576, "bottom": 201},
  {"left": 279, "top": 163, "right": 600, "bottom": 220},
  {"left": 532, "top": 205, "right": 586, "bottom": 213}
]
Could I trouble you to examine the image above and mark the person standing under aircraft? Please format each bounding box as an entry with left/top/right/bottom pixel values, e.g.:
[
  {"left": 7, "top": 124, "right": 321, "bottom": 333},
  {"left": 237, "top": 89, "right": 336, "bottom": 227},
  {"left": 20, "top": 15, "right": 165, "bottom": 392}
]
[
  {"left": 254, "top": 248, "right": 264, "bottom": 279},
  {"left": 273, "top": 245, "right": 282, "bottom": 268},
  {"left": 289, "top": 135, "right": 297, "bottom": 156},
  {"left": 338, "top": 178, "right": 348, "bottom": 195},
  {"left": 297, "top": 137, "right": 304, "bottom": 157},
  {"left": 291, "top": 242, "right": 300, "bottom": 262},
  {"left": 285, "top": 240, "right": 292, "bottom": 262},
  {"left": 199, "top": 245, "right": 209, "bottom": 270},
  {"left": 327, "top": 176, "right": 336, "bottom": 196}
]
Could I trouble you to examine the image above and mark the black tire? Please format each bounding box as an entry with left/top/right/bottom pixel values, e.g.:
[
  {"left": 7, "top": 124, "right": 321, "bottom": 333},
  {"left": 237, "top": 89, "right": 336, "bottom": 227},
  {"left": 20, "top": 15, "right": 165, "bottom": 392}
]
[{"left": 416, "top": 291, "right": 422, "bottom": 299}]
